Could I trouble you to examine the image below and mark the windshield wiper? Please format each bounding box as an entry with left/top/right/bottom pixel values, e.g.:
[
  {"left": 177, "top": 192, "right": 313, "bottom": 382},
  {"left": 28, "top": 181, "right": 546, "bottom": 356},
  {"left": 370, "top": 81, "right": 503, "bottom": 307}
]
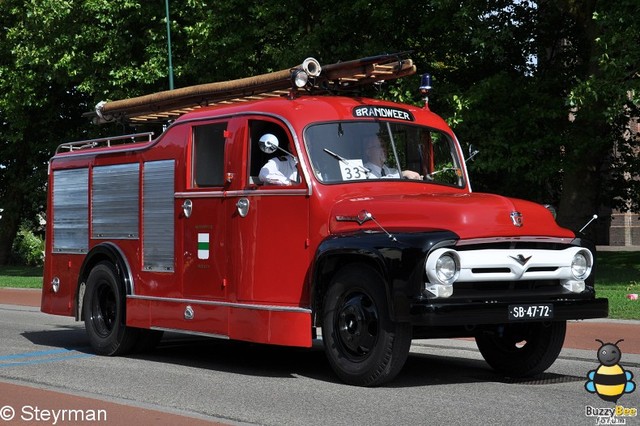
[
  {"left": 323, "top": 148, "right": 371, "bottom": 175},
  {"left": 430, "top": 166, "right": 460, "bottom": 176},
  {"left": 323, "top": 148, "right": 350, "bottom": 164}
]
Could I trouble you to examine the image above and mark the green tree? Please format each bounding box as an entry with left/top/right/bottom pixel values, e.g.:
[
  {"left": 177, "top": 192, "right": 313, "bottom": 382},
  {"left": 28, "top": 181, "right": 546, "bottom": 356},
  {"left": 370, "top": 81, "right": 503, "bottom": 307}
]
[
  {"left": 557, "top": 0, "right": 640, "bottom": 232},
  {"left": 407, "top": 1, "right": 639, "bottom": 235},
  {"left": 0, "top": 0, "right": 638, "bottom": 264},
  {"left": 0, "top": 0, "right": 172, "bottom": 264}
]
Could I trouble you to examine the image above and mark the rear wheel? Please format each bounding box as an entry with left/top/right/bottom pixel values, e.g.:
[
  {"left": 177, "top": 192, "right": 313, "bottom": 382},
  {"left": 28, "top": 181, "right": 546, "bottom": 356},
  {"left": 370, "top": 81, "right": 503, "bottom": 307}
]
[
  {"left": 83, "top": 261, "right": 139, "bottom": 355},
  {"left": 475, "top": 320, "right": 566, "bottom": 377},
  {"left": 322, "top": 264, "right": 411, "bottom": 386}
]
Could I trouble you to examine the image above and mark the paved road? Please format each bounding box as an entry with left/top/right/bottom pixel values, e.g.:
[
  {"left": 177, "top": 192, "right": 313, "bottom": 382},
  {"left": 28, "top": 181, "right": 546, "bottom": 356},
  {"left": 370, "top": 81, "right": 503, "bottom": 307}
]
[{"left": 1, "top": 289, "right": 639, "bottom": 425}]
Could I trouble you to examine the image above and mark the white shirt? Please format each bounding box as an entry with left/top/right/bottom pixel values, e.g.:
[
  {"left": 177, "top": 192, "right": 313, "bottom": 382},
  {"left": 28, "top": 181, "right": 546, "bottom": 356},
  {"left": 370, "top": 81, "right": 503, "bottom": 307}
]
[{"left": 259, "top": 156, "right": 299, "bottom": 185}]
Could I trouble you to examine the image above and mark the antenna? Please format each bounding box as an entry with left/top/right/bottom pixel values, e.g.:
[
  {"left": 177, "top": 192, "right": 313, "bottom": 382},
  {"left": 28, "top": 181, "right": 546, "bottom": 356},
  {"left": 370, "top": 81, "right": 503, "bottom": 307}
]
[
  {"left": 363, "top": 211, "right": 397, "bottom": 242},
  {"left": 579, "top": 214, "right": 598, "bottom": 234}
]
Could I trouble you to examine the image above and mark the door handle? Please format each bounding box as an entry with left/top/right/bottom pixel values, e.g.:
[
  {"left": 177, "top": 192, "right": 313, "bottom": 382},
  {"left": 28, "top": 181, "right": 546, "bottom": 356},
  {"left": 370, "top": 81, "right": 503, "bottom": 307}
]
[
  {"left": 182, "top": 199, "right": 193, "bottom": 218},
  {"left": 236, "top": 198, "right": 250, "bottom": 217}
]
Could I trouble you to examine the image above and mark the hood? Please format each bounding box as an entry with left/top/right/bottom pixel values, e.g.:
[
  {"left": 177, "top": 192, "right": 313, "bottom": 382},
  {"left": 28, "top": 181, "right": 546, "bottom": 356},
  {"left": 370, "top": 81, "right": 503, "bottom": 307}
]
[{"left": 329, "top": 192, "right": 575, "bottom": 240}]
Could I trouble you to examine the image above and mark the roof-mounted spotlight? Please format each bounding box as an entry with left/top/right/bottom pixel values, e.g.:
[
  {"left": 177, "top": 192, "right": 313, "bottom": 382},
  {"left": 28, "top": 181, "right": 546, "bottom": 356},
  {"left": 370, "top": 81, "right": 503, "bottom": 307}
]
[
  {"left": 291, "top": 57, "right": 321, "bottom": 92},
  {"left": 292, "top": 69, "right": 309, "bottom": 88}
]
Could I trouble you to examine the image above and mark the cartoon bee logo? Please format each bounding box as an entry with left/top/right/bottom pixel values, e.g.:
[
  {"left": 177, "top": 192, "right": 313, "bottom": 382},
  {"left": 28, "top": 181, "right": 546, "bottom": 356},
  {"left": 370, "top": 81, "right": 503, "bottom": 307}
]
[{"left": 585, "top": 339, "right": 636, "bottom": 402}]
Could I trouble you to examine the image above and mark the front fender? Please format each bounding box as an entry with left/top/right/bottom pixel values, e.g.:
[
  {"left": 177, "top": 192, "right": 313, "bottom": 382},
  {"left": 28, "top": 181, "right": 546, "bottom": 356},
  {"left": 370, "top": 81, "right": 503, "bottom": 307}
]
[{"left": 311, "top": 230, "right": 458, "bottom": 322}]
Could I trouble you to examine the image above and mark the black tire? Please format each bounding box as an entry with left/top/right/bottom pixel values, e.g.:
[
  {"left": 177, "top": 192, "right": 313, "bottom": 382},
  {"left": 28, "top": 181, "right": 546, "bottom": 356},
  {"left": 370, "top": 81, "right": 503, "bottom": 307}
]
[
  {"left": 322, "top": 264, "right": 411, "bottom": 386},
  {"left": 83, "top": 261, "right": 139, "bottom": 356},
  {"left": 475, "top": 320, "right": 567, "bottom": 377}
]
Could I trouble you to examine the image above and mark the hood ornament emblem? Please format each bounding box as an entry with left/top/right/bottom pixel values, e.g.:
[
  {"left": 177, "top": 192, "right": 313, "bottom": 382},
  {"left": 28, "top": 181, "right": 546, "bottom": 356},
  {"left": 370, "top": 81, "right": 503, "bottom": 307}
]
[
  {"left": 335, "top": 210, "right": 397, "bottom": 242},
  {"left": 336, "top": 210, "right": 373, "bottom": 225},
  {"left": 510, "top": 254, "right": 532, "bottom": 266},
  {"left": 510, "top": 211, "right": 523, "bottom": 227}
]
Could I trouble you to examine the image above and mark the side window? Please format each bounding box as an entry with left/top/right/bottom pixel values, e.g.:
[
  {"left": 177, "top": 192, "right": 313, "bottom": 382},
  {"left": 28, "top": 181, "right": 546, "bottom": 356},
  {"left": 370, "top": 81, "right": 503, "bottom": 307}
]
[
  {"left": 248, "top": 119, "right": 298, "bottom": 186},
  {"left": 192, "top": 122, "right": 227, "bottom": 187}
]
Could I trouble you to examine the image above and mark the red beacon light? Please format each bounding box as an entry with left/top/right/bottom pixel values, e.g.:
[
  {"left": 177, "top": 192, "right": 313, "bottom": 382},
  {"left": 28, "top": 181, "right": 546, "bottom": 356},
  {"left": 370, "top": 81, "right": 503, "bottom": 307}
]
[{"left": 419, "top": 73, "right": 432, "bottom": 109}]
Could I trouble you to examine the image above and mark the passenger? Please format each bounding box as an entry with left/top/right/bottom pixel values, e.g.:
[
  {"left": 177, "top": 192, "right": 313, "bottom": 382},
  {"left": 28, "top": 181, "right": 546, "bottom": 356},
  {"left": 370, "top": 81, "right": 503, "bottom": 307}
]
[
  {"left": 363, "top": 135, "right": 421, "bottom": 180},
  {"left": 259, "top": 154, "right": 298, "bottom": 185}
]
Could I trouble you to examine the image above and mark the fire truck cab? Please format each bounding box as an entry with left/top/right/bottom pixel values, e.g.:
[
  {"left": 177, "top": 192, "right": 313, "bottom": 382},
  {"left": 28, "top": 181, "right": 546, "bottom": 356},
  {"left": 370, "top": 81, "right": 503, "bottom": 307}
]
[{"left": 41, "top": 54, "right": 608, "bottom": 386}]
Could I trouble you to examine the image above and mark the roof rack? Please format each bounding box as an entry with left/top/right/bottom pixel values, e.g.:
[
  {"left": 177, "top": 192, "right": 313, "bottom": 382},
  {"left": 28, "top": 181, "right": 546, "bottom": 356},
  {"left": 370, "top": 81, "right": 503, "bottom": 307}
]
[
  {"left": 55, "top": 132, "right": 154, "bottom": 154},
  {"left": 87, "top": 52, "right": 416, "bottom": 124}
]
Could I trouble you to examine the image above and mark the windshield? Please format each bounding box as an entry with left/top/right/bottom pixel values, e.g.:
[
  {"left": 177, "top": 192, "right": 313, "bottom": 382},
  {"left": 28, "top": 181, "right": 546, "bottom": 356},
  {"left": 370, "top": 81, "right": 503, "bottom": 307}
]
[{"left": 304, "top": 121, "right": 465, "bottom": 187}]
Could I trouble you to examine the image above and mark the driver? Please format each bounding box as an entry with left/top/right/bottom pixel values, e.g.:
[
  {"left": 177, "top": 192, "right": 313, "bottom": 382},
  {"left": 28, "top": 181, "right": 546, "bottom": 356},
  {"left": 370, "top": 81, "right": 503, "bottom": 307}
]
[
  {"left": 259, "top": 153, "right": 298, "bottom": 186},
  {"left": 363, "top": 135, "right": 421, "bottom": 180}
]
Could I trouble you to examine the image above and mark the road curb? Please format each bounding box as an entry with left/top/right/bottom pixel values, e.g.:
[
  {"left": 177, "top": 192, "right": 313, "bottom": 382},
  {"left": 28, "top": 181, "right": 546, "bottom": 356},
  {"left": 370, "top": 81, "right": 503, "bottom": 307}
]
[{"left": 0, "top": 287, "right": 41, "bottom": 308}]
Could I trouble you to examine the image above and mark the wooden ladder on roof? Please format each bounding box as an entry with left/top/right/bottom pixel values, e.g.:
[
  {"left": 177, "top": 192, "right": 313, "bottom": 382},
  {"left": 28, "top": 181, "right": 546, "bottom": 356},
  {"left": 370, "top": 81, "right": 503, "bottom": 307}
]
[{"left": 87, "top": 52, "right": 416, "bottom": 125}]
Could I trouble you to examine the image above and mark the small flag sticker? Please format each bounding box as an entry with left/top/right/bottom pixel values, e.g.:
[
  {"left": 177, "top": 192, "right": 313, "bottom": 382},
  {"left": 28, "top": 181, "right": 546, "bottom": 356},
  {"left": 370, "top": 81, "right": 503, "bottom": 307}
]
[{"left": 198, "top": 233, "right": 210, "bottom": 259}]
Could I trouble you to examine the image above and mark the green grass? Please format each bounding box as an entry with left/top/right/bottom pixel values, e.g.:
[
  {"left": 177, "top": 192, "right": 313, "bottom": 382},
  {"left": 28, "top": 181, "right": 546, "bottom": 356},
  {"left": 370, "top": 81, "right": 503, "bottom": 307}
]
[
  {"left": 596, "top": 251, "right": 640, "bottom": 320},
  {"left": 0, "top": 265, "right": 43, "bottom": 288},
  {"left": 0, "top": 252, "right": 638, "bottom": 320}
]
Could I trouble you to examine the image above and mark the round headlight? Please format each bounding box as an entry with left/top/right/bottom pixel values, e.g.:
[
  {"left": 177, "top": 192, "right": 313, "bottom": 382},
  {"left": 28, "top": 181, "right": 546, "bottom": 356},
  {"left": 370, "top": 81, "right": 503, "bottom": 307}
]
[
  {"left": 571, "top": 252, "right": 590, "bottom": 280},
  {"left": 436, "top": 253, "right": 458, "bottom": 284},
  {"left": 292, "top": 70, "right": 309, "bottom": 88}
]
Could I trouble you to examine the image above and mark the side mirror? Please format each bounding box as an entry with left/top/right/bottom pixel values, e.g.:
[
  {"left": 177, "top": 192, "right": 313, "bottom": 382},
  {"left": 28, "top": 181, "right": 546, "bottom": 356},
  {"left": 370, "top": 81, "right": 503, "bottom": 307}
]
[
  {"left": 466, "top": 144, "right": 479, "bottom": 163},
  {"left": 258, "top": 132, "right": 298, "bottom": 165},
  {"left": 259, "top": 133, "right": 279, "bottom": 154}
]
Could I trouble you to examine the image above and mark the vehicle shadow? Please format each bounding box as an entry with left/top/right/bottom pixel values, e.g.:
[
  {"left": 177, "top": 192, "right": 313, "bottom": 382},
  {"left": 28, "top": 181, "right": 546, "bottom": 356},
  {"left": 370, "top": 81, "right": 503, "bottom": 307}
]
[
  {"left": 21, "top": 326, "right": 583, "bottom": 388},
  {"left": 394, "top": 351, "right": 583, "bottom": 388},
  {"left": 21, "top": 325, "right": 92, "bottom": 353}
]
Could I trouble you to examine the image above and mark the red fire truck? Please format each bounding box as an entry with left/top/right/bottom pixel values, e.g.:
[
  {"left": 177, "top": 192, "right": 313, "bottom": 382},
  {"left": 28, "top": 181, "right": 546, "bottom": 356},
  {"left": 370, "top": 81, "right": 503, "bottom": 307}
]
[{"left": 41, "top": 53, "right": 607, "bottom": 386}]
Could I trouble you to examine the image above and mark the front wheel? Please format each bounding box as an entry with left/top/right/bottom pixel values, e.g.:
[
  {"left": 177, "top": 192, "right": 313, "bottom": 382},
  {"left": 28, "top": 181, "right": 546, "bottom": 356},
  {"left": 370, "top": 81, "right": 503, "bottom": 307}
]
[
  {"left": 322, "top": 264, "right": 411, "bottom": 386},
  {"left": 475, "top": 320, "right": 566, "bottom": 377},
  {"left": 83, "top": 261, "right": 139, "bottom": 356}
]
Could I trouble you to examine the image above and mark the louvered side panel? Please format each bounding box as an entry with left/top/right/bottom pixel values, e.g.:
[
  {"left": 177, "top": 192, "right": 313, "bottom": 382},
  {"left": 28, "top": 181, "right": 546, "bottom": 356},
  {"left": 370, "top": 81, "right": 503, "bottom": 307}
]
[
  {"left": 91, "top": 163, "right": 140, "bottom": 239},
  {"left": 52, "top": 168, "right": 89, "bottom": 253},
  {"left": 143, "top": 160, "right": 175, "bottom": 272}
]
